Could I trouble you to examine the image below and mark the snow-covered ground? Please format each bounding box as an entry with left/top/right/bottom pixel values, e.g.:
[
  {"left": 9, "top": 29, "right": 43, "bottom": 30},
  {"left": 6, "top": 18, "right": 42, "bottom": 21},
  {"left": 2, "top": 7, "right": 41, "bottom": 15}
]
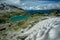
[
  {"left": 2, "top": 17, "right": 60, "bottom": 40},
  {"left": 20, "top": 17, "right": 60, "bottom": 40}
]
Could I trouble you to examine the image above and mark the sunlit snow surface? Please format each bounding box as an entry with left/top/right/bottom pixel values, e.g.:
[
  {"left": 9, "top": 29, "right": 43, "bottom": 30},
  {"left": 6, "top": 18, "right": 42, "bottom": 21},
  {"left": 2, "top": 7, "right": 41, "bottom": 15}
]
[{"left": 20, "top": 17, "right": 60, "bottom": 40}]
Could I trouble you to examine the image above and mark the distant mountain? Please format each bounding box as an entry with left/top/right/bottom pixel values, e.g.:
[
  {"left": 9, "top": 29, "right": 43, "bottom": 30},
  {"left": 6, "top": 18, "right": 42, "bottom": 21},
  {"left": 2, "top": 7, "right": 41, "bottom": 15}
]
[
  {"left": 0, "top": 3, "right": 23, "bottom": 12},
  {"left": 25, "top": 9, "right": 60, "bottom": 14},
  {"left": 0, "top": 3, "right": 60, "bottom": 15}
]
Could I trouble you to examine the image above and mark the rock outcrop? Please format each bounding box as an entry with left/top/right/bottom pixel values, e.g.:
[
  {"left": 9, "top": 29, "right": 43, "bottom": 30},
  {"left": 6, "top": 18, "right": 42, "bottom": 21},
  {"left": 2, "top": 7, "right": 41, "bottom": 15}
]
[{"left": 0, "top": 3, "right": 24, "bottom": 13}]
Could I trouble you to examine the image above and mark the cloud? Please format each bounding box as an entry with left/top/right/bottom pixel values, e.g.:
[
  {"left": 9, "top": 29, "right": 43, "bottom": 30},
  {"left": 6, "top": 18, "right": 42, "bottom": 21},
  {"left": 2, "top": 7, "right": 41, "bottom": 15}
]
[
  {"left": 29, "top": 6, "right": 35, "bottom": 10},
  {"left": 0, "top": 0, "right": 21, "bottom": 7},
  {"left": 22, "top": 2, "right": 60, "bottom": 10},
  {"left": 21, "top": 0, "right": 60, "bottom": 1},
  {"left": 22, "top": 3, "right": 25, "bottom": 5},
  {"left": 1, "top": 0, "right": 60, "bottom": 10},
  {"left": 21, "top": 3, "right": 26, "bottom": 6},
  {"left": 5, "top": 0, "right": 20, "bottom": 5},
  {"left": 46, "top": 2, "right": 60, "bottom": 9}
]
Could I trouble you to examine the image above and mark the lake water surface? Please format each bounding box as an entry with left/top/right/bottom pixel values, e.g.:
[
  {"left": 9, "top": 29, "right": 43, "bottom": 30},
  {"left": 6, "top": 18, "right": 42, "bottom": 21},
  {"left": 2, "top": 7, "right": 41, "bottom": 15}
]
[{"left": 10, "top": 16, "right": 29, "bottom": 22}]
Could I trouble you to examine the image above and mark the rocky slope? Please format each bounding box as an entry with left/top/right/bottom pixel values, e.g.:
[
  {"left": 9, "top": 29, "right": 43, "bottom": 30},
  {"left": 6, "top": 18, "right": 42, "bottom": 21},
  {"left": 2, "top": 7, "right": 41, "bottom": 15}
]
[
  {"left": 0, "top": 3, "right": 27, "bottom": 18},
  {"left": 0, "top": 3, "right": 27, "bottom": 32},
  {"left": 0, "top": 17, "right": 60, "bottom": 40},
  {"left": 0, "top": 3, "right": 23, "bottom": 11}
]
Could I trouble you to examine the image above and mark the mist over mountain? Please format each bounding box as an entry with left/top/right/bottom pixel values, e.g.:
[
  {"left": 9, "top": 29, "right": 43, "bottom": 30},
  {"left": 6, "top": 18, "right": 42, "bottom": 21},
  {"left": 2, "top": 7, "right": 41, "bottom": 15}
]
[
  {"left": 0, "top": 3, "right": 23, "bottom": 12},
  {"left": 0, "top": 0, "right": 60, "bottom": 10},
  {"left": 0, "top": 0, "right": 21, "bottom": 8}
]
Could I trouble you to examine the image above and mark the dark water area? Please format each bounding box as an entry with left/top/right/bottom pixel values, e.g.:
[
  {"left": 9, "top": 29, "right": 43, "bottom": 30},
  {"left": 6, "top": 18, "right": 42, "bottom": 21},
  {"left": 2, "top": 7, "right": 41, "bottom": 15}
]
[{"left": 25, "top": 9, "right": 58, "bottom": 14}]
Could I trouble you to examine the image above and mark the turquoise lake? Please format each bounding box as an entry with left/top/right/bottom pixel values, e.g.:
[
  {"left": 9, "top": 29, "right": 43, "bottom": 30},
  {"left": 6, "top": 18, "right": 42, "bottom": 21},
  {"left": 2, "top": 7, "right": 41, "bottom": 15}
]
[{"left": 10, "top": 16, "right": 29, "bottom": 22}]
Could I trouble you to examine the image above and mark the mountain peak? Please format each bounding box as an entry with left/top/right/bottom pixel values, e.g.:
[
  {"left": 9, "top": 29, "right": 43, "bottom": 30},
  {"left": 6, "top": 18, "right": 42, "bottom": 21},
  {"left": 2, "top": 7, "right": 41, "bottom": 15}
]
[{"left": 0, "top": 3, "right": 23, "bottom": 12}]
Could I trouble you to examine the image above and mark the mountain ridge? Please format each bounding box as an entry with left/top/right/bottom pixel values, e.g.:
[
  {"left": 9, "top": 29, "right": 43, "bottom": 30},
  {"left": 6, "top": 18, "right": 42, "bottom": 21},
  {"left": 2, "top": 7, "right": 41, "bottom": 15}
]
[{"left": 0, "top": 3, "right": 23, "bottom": 12}]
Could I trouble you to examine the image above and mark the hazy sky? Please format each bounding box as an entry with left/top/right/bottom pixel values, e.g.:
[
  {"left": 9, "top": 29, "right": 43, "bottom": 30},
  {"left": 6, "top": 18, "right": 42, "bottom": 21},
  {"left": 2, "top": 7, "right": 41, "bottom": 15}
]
[
  {"left": 21, "top": 0, "right": 60, "bottom": 10},
  {"left": 0, "top": 0, "right": 60, "bottom": 10},
  {"left": 0, "top": 0, "right": 21, "bottom": 7}
]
